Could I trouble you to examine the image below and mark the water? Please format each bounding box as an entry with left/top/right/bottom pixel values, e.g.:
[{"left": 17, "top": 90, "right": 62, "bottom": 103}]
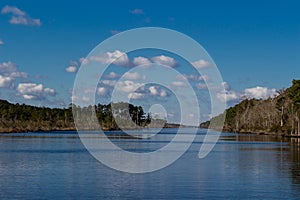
[{"left": 0, "top": 129, "right": 300, "bottom": 199}]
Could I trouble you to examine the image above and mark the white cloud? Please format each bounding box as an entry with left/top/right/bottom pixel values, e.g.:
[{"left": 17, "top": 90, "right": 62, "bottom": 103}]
[
  {"left": 79, "top": 57, "right": 89, "bottom": 65},
  {"left": 244, "top": 86, "right": 277, "bottom": 99},
  {"left": 149, "top": 86, "right": 158, "bottom": 95},
  {"left": 199, "top": 75, "right": 210, "bottom": 82},
  {"left": 66, "top": 57, "right": 89, "bottom": 73},
  {"left": 1, "top": 5, "right": 25, "bottom": 16},
  {"left": 0, "top": 39, "right": 3, "bottom": 45},
  {"left": 176, "top": 74, "right": 210, "bottom": 82},
  {"left": 130, "top": 8, "right": 144, "bottom": 15},
  {"left": 151, "top": 55, "right": 178, "bottom": 67},
  {"left": 17, "top": 83, "right": 56, "bottom": 100},
  {"left": 216, "top": 83, "right": 277, "bottom": 103},
  {"left": 191, "top": 59, "right": 211, "bottom": 69},
  {"left": 176, "top": 74, "right": 196, "bottom": 81},
  {"left": 216, "top": 81, "right": 241, "bottom": 102},
  {"left": 1, "top": 5, "right": 41, "bottom": 26},
  {"left": 65, "top": 66, "right": 77, "bottom": 73},
  {"left": 71, "top": 95, "right": 91, "bottom": 103},
  {"left": 18, "top": 83, "right": 43, "bottom": 97},
  {"left": 0, "top": 61, "right": 27, "bottom": 88},
  {"left": 0, "top": 61, "right": 27, "bottom": 78},
  {"left": 97, "top": 87, "right": 107, "bottom": 96},
  {"left": 196, "top": 83, "right": 207, "bottom": 89},
  {"left": 123, "top": 72, "right": 146, "bottom": 80},
  {"left": 217, "top": 91, "right": 241, "bottom": 102},
  {"left": 44, "top": 87, "right": 56, "bottom": 96},
  {"left": 221, "top": 82, "right": 230, "bottom": 91},
  {"left": 90, "top": 50, "right": 130, "bottom": 67},
  {"left": 105, "top": 72, "right": 119, "bottom": 79},
  {"left": 133, "top": 56, "right": 152, "bottom": 67},
  {"left": 0, "top": 75, "right": 13, "bottom": 88},
  {"left": 65, "top": 60, "right": 78, "bottom": 73},
  {"left": 160, "top": 90, "right": 167, "bottom": 97},
  {"left": 115, "top": 80, "right": 143, "bottom": 93},
  {"left": 148, "top": 86, "right": 168, "bottom": 97},
  {"left": 128, "top": 92, "right": 144, "bottom": 99},
  {"left": 101, "top": 80, "right": 116, "bottom": 87},
  {"left": 171, "top": 81, "right": 187, "bottom": 87}
]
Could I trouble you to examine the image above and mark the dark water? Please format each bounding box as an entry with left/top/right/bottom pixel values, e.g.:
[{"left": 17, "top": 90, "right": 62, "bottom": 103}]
[{"left": 1, "top": 129, "right": 300, "bottom": 199}]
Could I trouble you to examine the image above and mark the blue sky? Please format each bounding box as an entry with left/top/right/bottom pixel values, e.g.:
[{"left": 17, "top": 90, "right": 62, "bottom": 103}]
[{"left": 0, "top": 0, "right": 299, "bottom": 122}]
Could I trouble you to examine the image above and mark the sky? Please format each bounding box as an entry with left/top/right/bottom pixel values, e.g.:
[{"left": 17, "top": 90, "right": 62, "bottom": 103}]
[{"left": 0, "top": 0, "right": 299, "bottom": 122}]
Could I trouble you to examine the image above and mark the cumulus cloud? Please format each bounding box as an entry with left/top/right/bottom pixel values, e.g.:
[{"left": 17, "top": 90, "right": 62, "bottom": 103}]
[
  {"left": 221, "top": 81, "right": 230, "bottom": 91},
  {"left": 244, "top": 86, "right": 277, "bottom": 99},
  {"left": 90, "top": 50, "right": 130, "bottom": 67},
  {"left": 160, "top": 90, "right": 167, "bottom": 97},
  {"left": 133, "top": 56, "right": 152, "bottom": 67},
  {"left": 130, "top": 8, "right": 144, "bottom": 15},
  {"left": 82, "top": 51, "right": 180, "bottom": 69},
  {"left": 149, "top": 86, "right": 158, "bottom": 96},
  {"left": 171, "top": 81, "right": 187, "bottom": 87},
  {"left": 0, "top": 75, "right": 13, "bottom": 88},
  {"left": 176, "top": 74, "right": 196, "bottom": 81},
  {"left": 128, "top": 92, "right": 144, "bottom": 99},
  {"left": 71, "top": 95, "right": 90, "bottom": 103},
  {"left": 1, "top": 5, "right": 41, "bottom": 26},
  {"left": 105, "top": 72, "right": 119, "bottom": 79},
  {"left": 176, "top": 74, "right": 210, "bottom": 83},
  {"left": 191, "top": 59, "right": 211, "bottom": 69},
  {"left": 43, "top": 87, "right": 55, "bottom": 96},
  {"left": 199, "top": 75, "right": 210, "bottom": 82},
  {"left": 115, "top": 80, "right": 143, "bottom": 93},
  {"left": 217, "top": 91, "right": 241, "bottom": 103},
  {"left": 0, "top": 61, "right": 27, "bottom": 88},
  {"left": 101, "top": 80, "right": 117, "bottom": 87},
  {"left": 97, "top": 87, "right": 107, "bottom": 96},
  {"left": 17, "top": 83, "right": 56, "bottom": 100},
  {"left": 79, "top": 57, "right": 89, "bottom": 65},
  {"left": 216, "top": 82, "right": 277, "bottom": 103},
  {"left": 65, "top": 66, "right": 77, "bottom": 73},
  {"left": 151, "top": 55, "right": 178, "bottom": 67},
  {"left": 0, "top": 61, "right": 28, "bottom": 78},
  {"left": 65, "top": 60, "right": 78, "bottom": 73},
  {"left": 196, "top": 83, "right": 207, "bottom": 89},
  {"left": 216, "top": 81, "right": 241, "bottom": 103},
  {"left": 149, "top": 86, "right": 168, "bottom": 97},
  {"left": 123, "top": 72, "right": 146, "bottom": 80}
]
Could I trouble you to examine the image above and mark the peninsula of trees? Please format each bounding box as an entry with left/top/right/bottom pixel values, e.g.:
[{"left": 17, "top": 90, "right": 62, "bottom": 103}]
[
  {"left": 201, "top": 80, "right": 300, "bottom": 136},
  {"left": 0, "top": 101, "right": 166, "bottom": 133}
]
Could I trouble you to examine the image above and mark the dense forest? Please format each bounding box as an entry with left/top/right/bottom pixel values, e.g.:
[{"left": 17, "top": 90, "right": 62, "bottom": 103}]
[
  {"left": 201, "top": 80, "right": 300, "bottom": 135},
  {"left": 0, "top": 100, "right": 166, "bottom": 133}
]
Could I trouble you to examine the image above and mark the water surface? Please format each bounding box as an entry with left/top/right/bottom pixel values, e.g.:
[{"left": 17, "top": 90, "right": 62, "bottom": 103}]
[{"left": 0, "top": 129, "right": 300, "bottom": 199}]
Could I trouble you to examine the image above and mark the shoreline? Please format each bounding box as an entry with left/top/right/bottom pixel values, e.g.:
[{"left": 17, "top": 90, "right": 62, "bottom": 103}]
[
  {"left": 0, "top": 126, "right": 182, "bottom": 134},
  {"left": 203, "top": 127, "right": 300, "bottom": 138}
]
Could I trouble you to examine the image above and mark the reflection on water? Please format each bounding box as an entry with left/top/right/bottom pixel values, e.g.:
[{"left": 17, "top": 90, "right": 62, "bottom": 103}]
[
  {"left": 221, "top": 133, "right": 300, "bottom": 192},
  {"left": 0, "top": 129, "right": 300, "bottom": 199},
  {"left": 289, "top": 138, "right": 300, "bottom": 188}
]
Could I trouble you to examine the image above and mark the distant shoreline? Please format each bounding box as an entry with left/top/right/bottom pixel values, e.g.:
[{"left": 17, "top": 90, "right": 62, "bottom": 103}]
[{"left": 0, "top": 123, "right": 185, "bottom": 134}]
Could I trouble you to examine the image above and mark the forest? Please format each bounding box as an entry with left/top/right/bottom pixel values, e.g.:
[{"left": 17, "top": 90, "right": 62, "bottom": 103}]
[
  {"left": 201, "top": 80, "right": 300, "bottom": 135},
  {"left": 0, "top": 100, "right": 166, "bottom": 133}
]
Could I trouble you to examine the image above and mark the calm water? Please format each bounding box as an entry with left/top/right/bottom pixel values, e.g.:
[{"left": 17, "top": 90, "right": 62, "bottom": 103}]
[{"left": 1, "top": 129, "right": 300, "bottom": 199}]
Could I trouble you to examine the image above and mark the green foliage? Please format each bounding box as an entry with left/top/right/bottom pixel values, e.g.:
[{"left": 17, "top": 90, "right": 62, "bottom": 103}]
[
  {"left": 0, "top": 100, "right": 155, "bottom": 132},
  {"left": 201, "top": 80, "right": 300, "bottom": 134},
  {"left": 289, "top": 79, "right": 300, "bottom": 104}
]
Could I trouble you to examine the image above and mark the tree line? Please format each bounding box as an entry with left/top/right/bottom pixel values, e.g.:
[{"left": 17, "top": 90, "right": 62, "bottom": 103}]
[
  {"left": 201, "top": 80, "right": 300, "bottom": 135},
  {"left": 0, "top": 100, "right": 166, "bottom": 133}
]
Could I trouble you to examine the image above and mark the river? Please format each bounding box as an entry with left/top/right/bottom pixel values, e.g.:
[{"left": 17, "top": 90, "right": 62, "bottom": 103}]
[{"left": 0, "top": 128, "right": 300, "bottom": 199}]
